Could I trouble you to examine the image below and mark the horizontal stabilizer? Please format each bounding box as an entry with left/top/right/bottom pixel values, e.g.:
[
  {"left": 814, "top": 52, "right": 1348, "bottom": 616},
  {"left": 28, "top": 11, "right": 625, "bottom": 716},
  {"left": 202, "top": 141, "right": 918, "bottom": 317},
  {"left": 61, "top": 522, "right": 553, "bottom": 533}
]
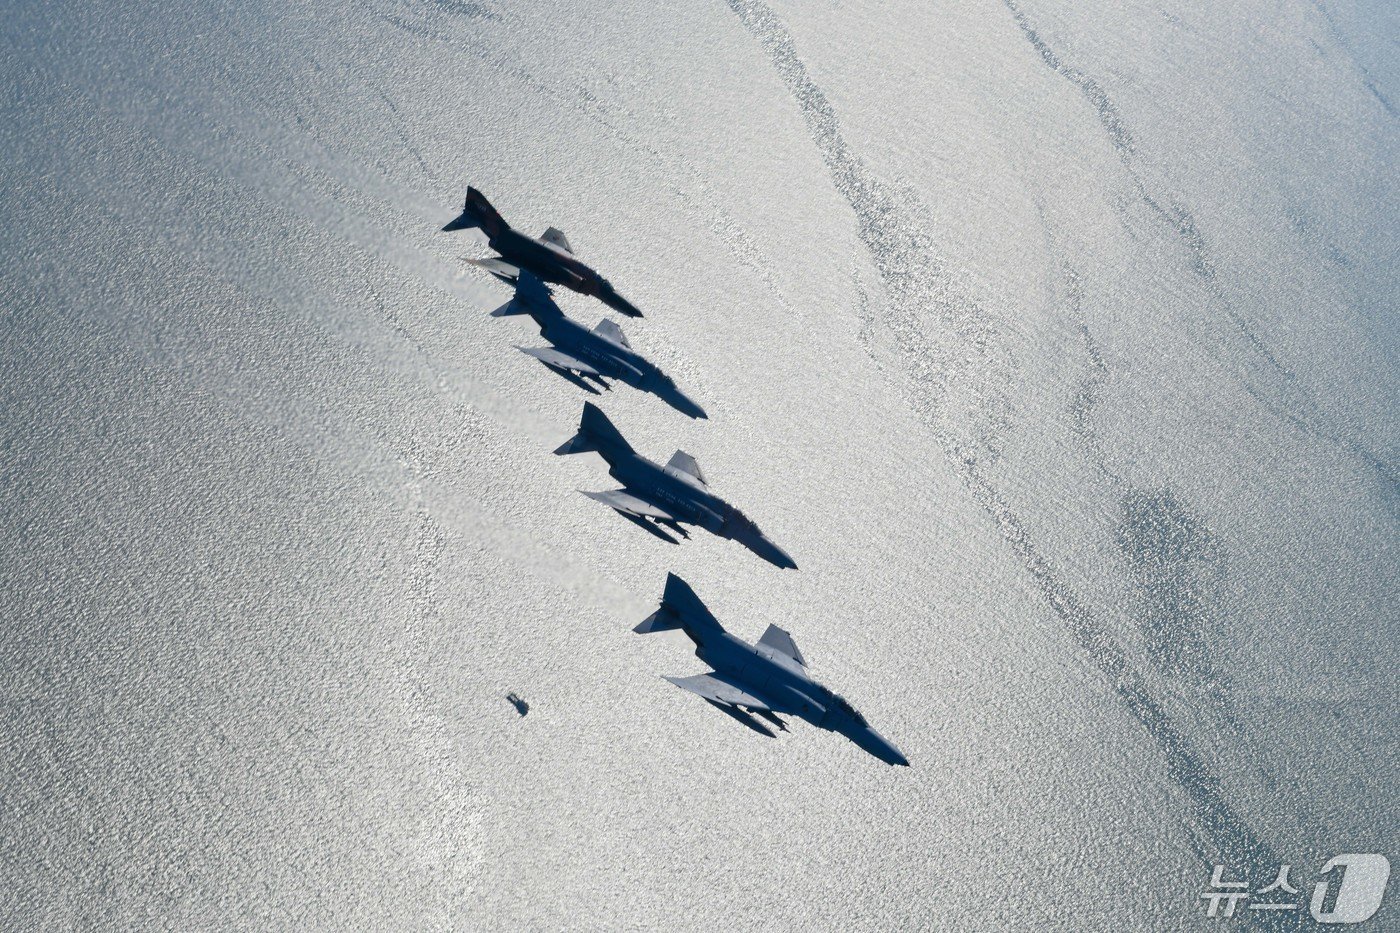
[
  {"left": 493, "top": 271, "right": 562, "bottom": 318},
  {"left": 553, "top": 434, "right": 594, "bottom": 456},
  {"left": 634, "top": 607, "right": 682, "bottom": 634},
  {"left": 441, "top": 213, "right": 479, "bottom": 232},
  {"left": 490, "top": 299, "right": 528, "bottom": 317}
]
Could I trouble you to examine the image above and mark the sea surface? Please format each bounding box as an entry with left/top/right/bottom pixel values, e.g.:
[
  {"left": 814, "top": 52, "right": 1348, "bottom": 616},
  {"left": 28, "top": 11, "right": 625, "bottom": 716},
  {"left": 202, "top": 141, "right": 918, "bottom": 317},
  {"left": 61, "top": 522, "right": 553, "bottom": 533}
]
[{"left": 2, "top": 1, "right": 1395, "bottom": 929}]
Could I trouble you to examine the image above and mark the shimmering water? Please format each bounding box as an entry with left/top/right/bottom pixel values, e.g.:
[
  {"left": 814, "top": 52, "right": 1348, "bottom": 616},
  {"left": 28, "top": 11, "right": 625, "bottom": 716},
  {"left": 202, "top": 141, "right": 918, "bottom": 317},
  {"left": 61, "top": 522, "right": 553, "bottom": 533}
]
[{"left": 2, "top": 1, "right": 1395, "bottom": 929}]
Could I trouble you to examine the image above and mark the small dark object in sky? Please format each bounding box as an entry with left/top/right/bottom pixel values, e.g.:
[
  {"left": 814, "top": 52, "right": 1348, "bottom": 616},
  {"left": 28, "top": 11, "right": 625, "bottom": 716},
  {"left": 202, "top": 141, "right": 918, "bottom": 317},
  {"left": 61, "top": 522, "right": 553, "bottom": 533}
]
[
  {"left": 506, "top": 693, "right": 529, "bottom": 716},
  {"left": 443, "top": 187, "right": 644, "bottom": 318},
  {"left": 489, "top": 272, "right": 706, "bottom": 419},
  {"left": 636, "top": 574, "right": 907, "bottom": 766},
  {"left": 555, "top": 403, "right": 797, "bottom": 569}
]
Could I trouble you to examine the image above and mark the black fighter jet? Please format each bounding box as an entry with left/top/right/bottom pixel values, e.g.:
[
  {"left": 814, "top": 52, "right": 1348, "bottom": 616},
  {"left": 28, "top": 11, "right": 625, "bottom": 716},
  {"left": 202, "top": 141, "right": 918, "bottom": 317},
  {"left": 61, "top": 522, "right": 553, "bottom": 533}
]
[
  {"left": 554, "top": 403, "right": 796, "bottom": 569},
  {"left": 492, "top": 272, "right": 705, "bottom": 419},
  {"left": 636, "top": 574, "right": 908, "bottom": 766},
  {"left": 442, "top": 187, "right": 643, "bottom": 318}
]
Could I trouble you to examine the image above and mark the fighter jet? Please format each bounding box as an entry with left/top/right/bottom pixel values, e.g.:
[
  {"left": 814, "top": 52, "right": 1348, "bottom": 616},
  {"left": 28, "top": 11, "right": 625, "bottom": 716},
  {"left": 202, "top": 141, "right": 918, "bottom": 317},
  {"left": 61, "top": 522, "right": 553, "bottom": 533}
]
[
  {"left": 491, "top": 272, "right": 706, "bottom": 419},
  {"left": 554, "top": 402, "right": 797, "bottom": 569},
  {"left": 635, "top": 574, "right": 908, "bottom": 766},
  {"left": 442, "top": 187, "right": 644, "bottom": 318}
]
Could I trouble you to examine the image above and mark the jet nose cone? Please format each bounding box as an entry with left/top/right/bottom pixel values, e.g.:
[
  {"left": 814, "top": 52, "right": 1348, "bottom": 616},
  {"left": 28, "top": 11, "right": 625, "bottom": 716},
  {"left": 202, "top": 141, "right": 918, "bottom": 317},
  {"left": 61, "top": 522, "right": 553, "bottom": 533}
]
[
  {"left": 603, "top": 289, "right": 644, "bottom": 318},
  {"left": 855, "top": 727, "right": 909, "bottom": 767},
  {"left": 672, "top": 390, "right": 708, "bottom": 420},
  {"left": 752, "top": 535, "right": 798, "bottom": 570}
]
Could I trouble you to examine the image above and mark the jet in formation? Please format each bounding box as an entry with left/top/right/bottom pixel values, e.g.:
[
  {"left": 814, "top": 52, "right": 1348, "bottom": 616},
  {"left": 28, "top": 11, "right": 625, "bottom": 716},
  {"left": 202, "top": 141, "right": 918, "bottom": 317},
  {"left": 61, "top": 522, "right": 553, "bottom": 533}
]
[
  {"left": 443, "top": 187, "right": 643, "bottom": 318},
  {"left": 555, "top": 402, "right": 797, "bottom": 569},
  {"left": 636, "top": 574, "right": 908, "bottom": 766},
  {"left": 491, "top": 272, "right": 706, "bottom": 419}
]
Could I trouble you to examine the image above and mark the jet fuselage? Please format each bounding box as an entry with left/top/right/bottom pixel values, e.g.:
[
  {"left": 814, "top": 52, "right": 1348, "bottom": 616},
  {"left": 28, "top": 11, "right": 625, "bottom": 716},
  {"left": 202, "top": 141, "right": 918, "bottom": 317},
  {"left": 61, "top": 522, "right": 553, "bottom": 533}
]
[
  {"left": 486, "top": 228, "right": 642, "bottom": 317},
  {"left": 558, "top": 403, "right": 792, "bottom": 566},
  {"left": 607, "top": 454, "right": 729, "bottom": 533},
  {"left": 693, "top": 628, "right": 831, "bottom": 723},
  {"left": 538, "top": 317, "right": 646, "bottom": 383},
  {"left": 491, "top": 228, "right": 600, "bottom": 292},
  {"left": 443, "top": 187, "right": 643, "bottom": 317},
  {"left": 603, "top": 451, "right": 793, "bottom": 567},
  {"left": 663, "top": 599, "right": 907, "bottom": 766}
]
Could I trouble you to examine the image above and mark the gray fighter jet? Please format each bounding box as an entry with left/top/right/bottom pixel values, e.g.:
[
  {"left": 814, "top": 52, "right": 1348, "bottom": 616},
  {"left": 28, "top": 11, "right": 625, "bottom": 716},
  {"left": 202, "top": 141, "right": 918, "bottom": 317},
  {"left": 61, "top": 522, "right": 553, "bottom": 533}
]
[
  {"left": 492, "top": 272, "right": 706, "bottom": 419},
  {"left": 635, "top": 574, "right": 908, "bottom": 766},
  {"left": 442, "top": 187, "right": 643, "bottom": 318},
  {"left": 554, "top": 403, "right": 797, "bottom": 569}
]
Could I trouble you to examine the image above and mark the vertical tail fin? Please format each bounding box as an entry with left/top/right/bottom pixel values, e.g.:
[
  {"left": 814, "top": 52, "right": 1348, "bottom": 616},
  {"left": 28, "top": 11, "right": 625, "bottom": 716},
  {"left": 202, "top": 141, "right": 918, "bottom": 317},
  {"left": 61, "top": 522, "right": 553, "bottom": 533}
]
[
  {"left": 553, "top": 402, "right": 634, "bottom": 460},
  {"left": 634, "top": 573, "right": 724, "bottom": 639},
  {"left": 465, "top": 187, "right": 506, "bottom": 236},
  {"left": 442, "top": 186, "right": 508, "bottom": 236}
]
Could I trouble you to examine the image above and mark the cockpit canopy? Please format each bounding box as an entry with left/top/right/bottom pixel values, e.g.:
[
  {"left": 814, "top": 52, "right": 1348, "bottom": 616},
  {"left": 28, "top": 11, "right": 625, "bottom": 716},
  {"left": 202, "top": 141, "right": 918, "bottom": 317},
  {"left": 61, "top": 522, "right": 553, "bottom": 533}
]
[
  {"left": 833, "top": 695, "right": 867, "bottom": 726},
  {"left": 724, "top": 511, "right": 758, "bottom": 534}
]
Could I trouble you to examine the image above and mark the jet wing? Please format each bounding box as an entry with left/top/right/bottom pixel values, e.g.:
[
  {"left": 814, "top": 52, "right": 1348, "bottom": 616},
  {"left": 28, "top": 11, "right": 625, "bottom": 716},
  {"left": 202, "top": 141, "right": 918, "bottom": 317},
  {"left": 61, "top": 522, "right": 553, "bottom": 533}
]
[
  {"left": 518, "top": 345, "right": 601, "bottom": 376},
  {"left": 664, "top": 451, "right": 707, "bottom": 485},
  {"left": 757, "top": 624, "right": 807, "bottom": 667},
  {"left": 592, "top": 319, "right": 631, "bottom": 348},
  {"left": 539, "top": 226, "right": 574, "bottom": 254},
  {"left": 464, "top": 257, "right": 521, "bottom": 281},
  {"left": 581, "top": 488, "right": 676, "bottom": 521},
  {"left": 665, "top": 672, "right": 772, "bottom": 711}
]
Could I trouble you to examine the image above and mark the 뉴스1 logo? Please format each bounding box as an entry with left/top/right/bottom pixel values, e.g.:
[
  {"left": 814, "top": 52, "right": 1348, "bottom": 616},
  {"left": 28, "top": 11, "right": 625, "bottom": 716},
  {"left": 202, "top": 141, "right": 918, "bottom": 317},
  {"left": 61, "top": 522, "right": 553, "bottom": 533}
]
[{"left": 1201, "top": 854, "right": 1390, "bottom": 923}]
